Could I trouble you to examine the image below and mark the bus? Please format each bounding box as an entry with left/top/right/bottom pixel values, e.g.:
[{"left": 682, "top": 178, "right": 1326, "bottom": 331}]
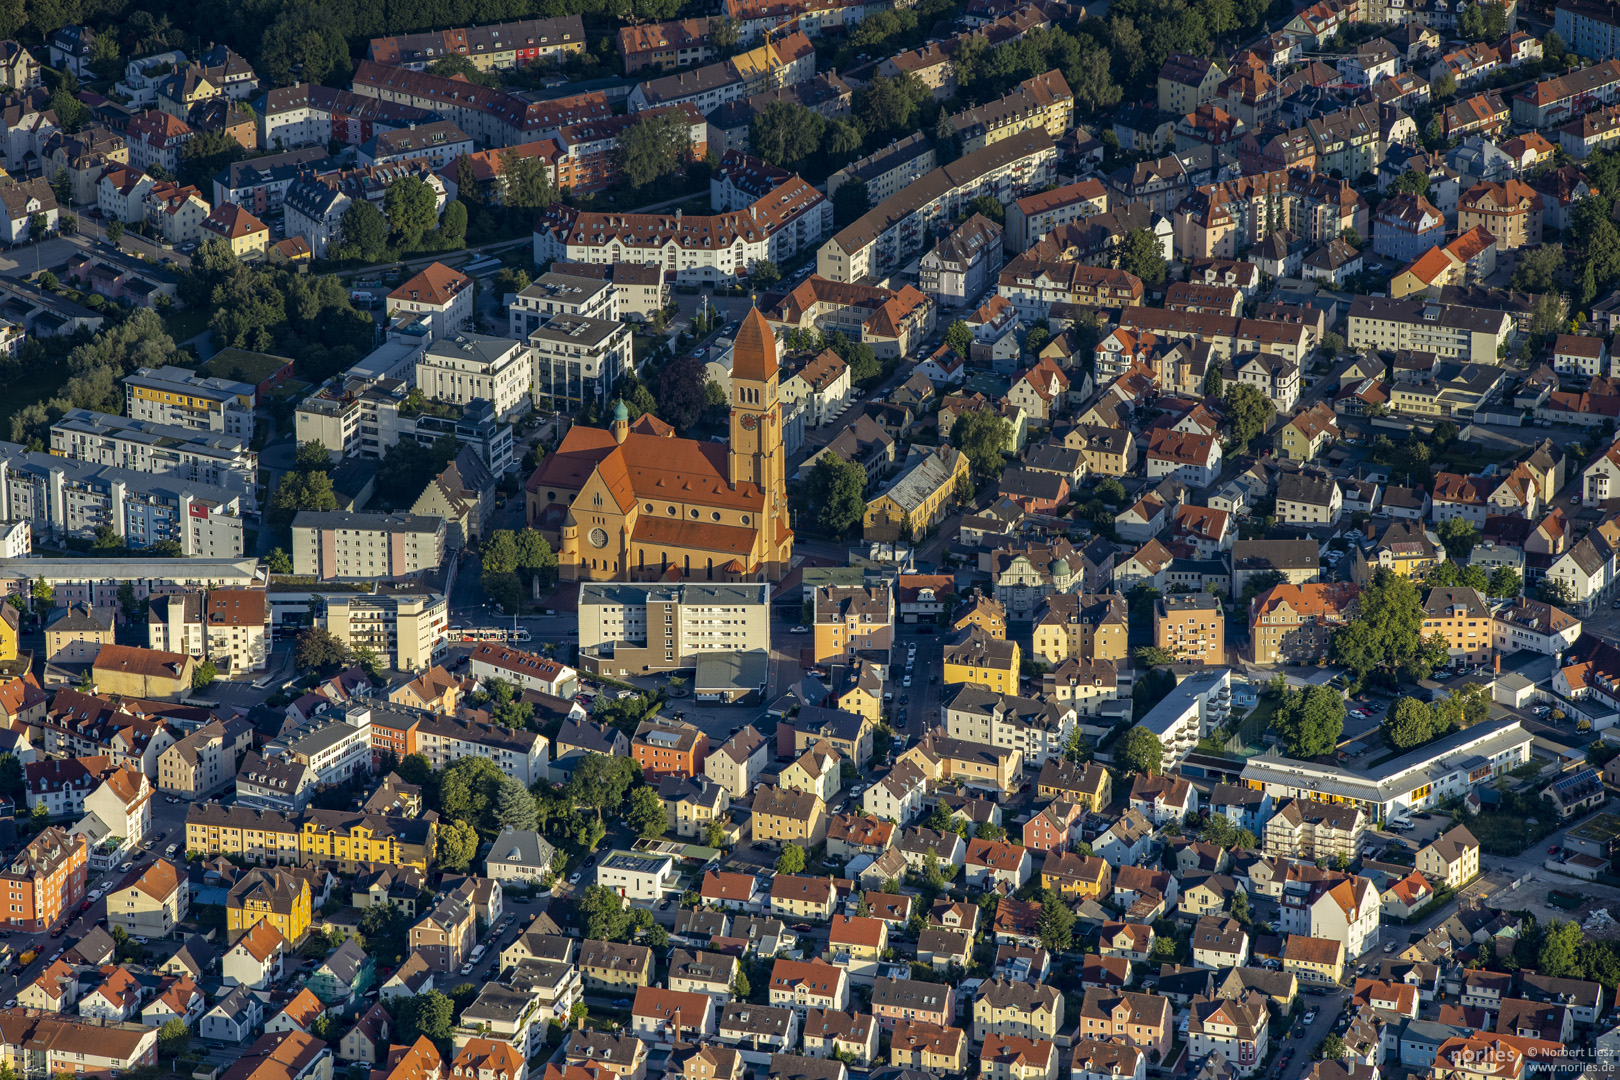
[{"left": 455, "top": 627, "right": 531, "bottom": 643}]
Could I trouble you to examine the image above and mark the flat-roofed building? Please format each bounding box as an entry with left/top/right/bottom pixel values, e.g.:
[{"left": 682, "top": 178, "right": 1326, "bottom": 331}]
[{"left": 290, "top": 511, "right": 445, "bottom": 581}]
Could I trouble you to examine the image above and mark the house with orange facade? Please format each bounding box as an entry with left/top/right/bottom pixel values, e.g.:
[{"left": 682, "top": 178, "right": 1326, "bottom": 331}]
[
  {"left": 632, "top": 719, "right": 709, "bottom": 781},
  {"left": 0, "top": 827, "right": 87, "bottom": 931}
]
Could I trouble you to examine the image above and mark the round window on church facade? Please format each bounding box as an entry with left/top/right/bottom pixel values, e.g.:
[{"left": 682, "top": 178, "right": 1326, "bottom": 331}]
[{"left": 588, "top": 528, "right": 609, "bottom": 549}]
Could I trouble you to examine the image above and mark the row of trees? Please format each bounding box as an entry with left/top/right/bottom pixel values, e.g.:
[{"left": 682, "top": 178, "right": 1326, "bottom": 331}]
[{"left": 1382, "top": 684, "right": 1490, "bottom": 751}]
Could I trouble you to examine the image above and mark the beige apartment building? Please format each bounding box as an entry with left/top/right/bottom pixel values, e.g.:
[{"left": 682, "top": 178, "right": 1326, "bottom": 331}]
[
  {"left": 323, "top": 592, "right": 448, "bottom": 673},
  {"left": 578, "top": 582, "right": 770, "bottom": 676},
  {"left": 1249, "top": 582, "right": 1359, "bottom": 665},
  {"left": 1456, "top": 179, "right": 1543, "bottom": 251},
  {"left": 1346, "top": 296, "right": 1512, "bottom": 365},
  {"left": 409, "top": 891, "right": 475, "bottom": 973},
  {"left": 752, "top": 787, "right": 829, "bottom": 847},
  {"left": 291, "top": 511, "right": 446, "bottom": 581},
  {"left": 158, "top": 720, "right": 243, "bottom": 800},
  {"left": 1264, "top": 798, "right": 1365, "bottom": 861},
  {"left": 813, "top": 584, "right": 895, "bottom": 664},
  {"left": 579, "top": 940, "right": 655, "bottom": 990},
  {"left": 107, "top": 858, "right": 188, "bottom": 938},
  {"left": 1153, "top": 594, "right": 1225, "bottom": 665},
  {"left": 1032, "top": 593, "right": 1128, "bottom": 666}
]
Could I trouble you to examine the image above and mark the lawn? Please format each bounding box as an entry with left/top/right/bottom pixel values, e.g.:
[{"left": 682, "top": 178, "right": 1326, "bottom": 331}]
[{"left": 163, "top": 307, "right": 211, "bottom": 344}]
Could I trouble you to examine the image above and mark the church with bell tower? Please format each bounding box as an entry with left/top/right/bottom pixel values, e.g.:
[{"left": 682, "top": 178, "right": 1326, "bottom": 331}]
[{"left": 526, "top": 308, "right": 794, "bottom": 583}]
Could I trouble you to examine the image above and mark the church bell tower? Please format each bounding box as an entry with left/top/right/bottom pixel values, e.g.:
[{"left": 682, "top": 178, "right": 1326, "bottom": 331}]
[{"left": 729, "top": 308, "right": 783, "bottom": 493}]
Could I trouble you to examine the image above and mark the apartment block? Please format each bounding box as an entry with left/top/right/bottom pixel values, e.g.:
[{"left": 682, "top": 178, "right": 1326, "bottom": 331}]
[
  {"left": 124, "top": 365, "right": 255, "bottom": 440},
  {"left": 291, "top": 511, "right": 446, "bottom": 581},
  {"left": 50, "top": 408, "right": 259, "bottom": 509},
  {"left": 578, "top": 581, "right": 770, "bottom": 676},
  {"left": 1346, "top": 297, "right": 1513, "bottom": 365},
  {"left": 322, "top": 591, "right": 448, "bottom": 673},
  {"left": 416, "top": 332, "right": 532, "bottom": 421},
  {"left": 1153, "top": 594, "right": 1225, "bottom": 665}
]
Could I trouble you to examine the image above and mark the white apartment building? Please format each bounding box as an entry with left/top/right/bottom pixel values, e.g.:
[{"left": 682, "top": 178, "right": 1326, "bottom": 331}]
[
  {"left": 532, "top": 178, "right": 832, "bottom": 286},
  {"left": 148, "top": 589, "right": 271, "bottom": 673},
  {"left": 124, "top": 366, "right": 255, "bottom": 440},
  {"left": 410, "top": 710, "right": 551, "bottom": 785},
  {"left": 322, "top": 591, "right": 448, "bottom": 672},
  {"left": 1138, "top": 667, "right": 1231, "bottom": 770},
  {"left": 941, "top": 684, "right": 1077, "bottom": 767},
  {"left": 268, "top": 710, "right": 374, "bottom": 787},
  {"left": 818, "top": 130, "right": 1058, "bottom": 283},
  {"left": 528, "top": 315, "right": 633, "bottom": 412},
  {"left": 508, "top": 272, "right": 617, "bottom": 337},
  {"left": 416, "top": 333, "right": 532, "bottom": 421},
  {"left": 1346, "top": 296, "right": 1513, "bottom": 366},
  {"left": 577, "top": 581, "right": 771, "bottom": 676},
  {"left": 291, "top": 510, "right": 446, "bottom": 580},
  {"left": 50, "top": 408, "right": 259, "bottom": 510}
]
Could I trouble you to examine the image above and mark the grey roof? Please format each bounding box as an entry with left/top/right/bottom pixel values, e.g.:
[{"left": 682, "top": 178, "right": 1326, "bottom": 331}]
[
  {"left": 486, "top": 828, "right": 556, "bottom": 871},
  {"left": 320, "top": 938, "right": 369, "bottom": 982},
  {"left": 1240, "top": 718, "right": 1531, "bottom": 804},
  {"left": 578, "top": 582, "right": 769, "bottom": 607},
  {"left": 695, "top": 649, "right": 770, "bottom": 692},
  {"left": 291, "top": 510, "right": 443, "bottom": 533},
  {"left": 1231, "top": 539, "right": 1318, "bottom": 571},
  {"left": 1348, "top": 295, "right": 1511, "bottom": 335},
  {"left": 424, "top": 332, "right": 524, "bottom": 368},
  {"left": 527, "top": 312, "right": 626, "bottom": 348}
]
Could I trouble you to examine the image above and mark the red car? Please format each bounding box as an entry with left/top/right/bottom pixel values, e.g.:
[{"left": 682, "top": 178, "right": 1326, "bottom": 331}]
[{"left": 1548, "top": 845, "right": 1562, "bottom": 855}]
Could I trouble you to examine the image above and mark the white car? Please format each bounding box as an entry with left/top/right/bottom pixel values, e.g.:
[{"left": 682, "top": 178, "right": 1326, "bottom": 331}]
[
  {"left": 460, "top": 962, "right": 475, "bottom": 975},
  {"left": 790, "top": 625, "right": 810, "bottom": 634},
  {"left": 569, "top": 872, "right": 581, "bottom": 885},
  {"left": 902, "top": 676, "right": 912, "bottom": 687}
]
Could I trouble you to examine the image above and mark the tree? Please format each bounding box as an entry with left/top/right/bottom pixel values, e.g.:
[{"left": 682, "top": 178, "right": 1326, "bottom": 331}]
[
  {"left": 1115, "top": 227, "right": 1167, "bottom": 287},
  {"left": 1432, "top": 71, "right": 1457, "bottom": 100},
  {"left": 502, "top": 152, "right": 556, "bottom": 209},
  {"left": 564, "top": 751, "right": 639, "bottom": 823},
  {"left": 750, "top": 102, "right": 827, "bottom": 172},
  {"left": 192, "top": 661, "right": 218, "bottom": 691},
  {"left": 1272, "top": 684, "right": 1346, "bottom": 758},
  {"left": 1539, "top": 576, "right": 1576, "bottom": 606},
  {"left": 1540, "top": 919, "right": 1584, "bottom": 978},
  {"left": 384, "top": 176, "right": 438, "bottom": 246},
  {"left": 1512, "top": 244, "right": 1565, "bottom": 293},
  {"left": 656, "top": 353, "right": 713, "bottom": 432},
  {"left": 749, "top": 259, "right": 780, "bottom": 289},
  {"left": 797, "top": 454, "right": 867, "bottom": 537},
  {"left": 178, "top": 128, "right": 245, "bottom": 192},
  {"left": 339, "top": 200, "right": 389, "bottom": 262},
  {"left": 1204, "top": 366, "right": 1223, "bottom": 398},
  {"left": 1229, "top": 889, "right": 1251, "bottom": 924},
  {"left": 704, "top": 819, "right": 727, "bottom": 849},
  {"left": 1331, "top": 567, "right": 1449, "bottom": 683},
  {"left": 1223, "top": 383, "right": 1275, "bottom": 450},
  {"left": 494, "top": 776, "right": 539, "bottom": 832},
  {"left": 439, "top": 199, "right": 467, "bottom": 244},
  {"left": 1437, "top": 516, "right": 1479, "bottom": 561},
  {"left": 1382, "top": 696, "right": 1444, "bottom": 751},
  {"left": 954, "top": 407, "right": 1014, "bottom": 478},
  {"left": 968, "top": 194, "right": 1006, "bottom": 225},
  {"left": 403, "top": 990, "right": 454, "bottom": 1045},
  {"left": 832, "top": 178, "right": 870, "bottom": 229},
  {"left": 157, "top": 1019, "right": 190, "bottom": 1060},
  {"left": 617, "top": 112, "right": 692, "bottom": 189},
  {"left": 1036, "top": 888, "right": 1075, "bottom": 950},
  {"left": 1390, "top": 170, "right": 1430, "bottom": 197},
  {"left": 1489, "top": 566, "right": 1523, "bottom": 598},
  {"left": 1134, "top": 646, "right": 1174, "bottom": 667},
  {"left": 269, "top": 468, "right": 338, "bottom": 526},
  {"left": 441, "top": 757, "right": 507, "bottom": 833},
  {"left": 48, "top": 87, "right": 86, "bottom": 134},
  {"left": 434, "top": 819, "right": 479, "bottom": 872},
  {"left": 426, "top": 55, "right": 502, "bottom": 87},
  {"left": 944, "top": 319, "right": 973, "bottom": 358},
  {"left": 295, "top": 627, "right": 348, "bottom": 673},
  {"left": 105, "top": 218, "right": 123, "bottom": 246},
  {"left": 732, "top": 970, "right": 751, "bottom": 998},
  {"left": 776, "top": 844, "right": 807, "bottom": 874},
  {"left": 1316, "top": 1034, "right": 1347, "bottom": 1061},
  {"left": 1116, "top": 727, "right": 1163, "bottom": 776},
  {"left": 627, "top": 786, "right": 667, "bottom": 838},
  {"left": 483, "top": 530, "right": 520, "bottom": 574}
]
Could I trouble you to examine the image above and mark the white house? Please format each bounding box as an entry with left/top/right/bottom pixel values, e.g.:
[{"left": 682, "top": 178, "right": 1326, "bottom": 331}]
[{"left": 781, "top": 350, "right": 851, "bottom": 427}]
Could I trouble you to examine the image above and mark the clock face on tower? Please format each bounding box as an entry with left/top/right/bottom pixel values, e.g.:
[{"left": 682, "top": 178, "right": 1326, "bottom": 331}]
[{"left": 740, "top": 413, "right": 758, "bottom": 431}]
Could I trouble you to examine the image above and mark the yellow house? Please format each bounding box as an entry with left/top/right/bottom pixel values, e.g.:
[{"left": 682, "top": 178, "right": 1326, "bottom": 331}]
[
  {"left": 953, "top": 595, "right": 1008, "bottom": 640},
  {"left": 1032, "top": 593, "right": 1126, "bottom": 665},
  {"left": 660, "top": 777, "right": 730, "bottom": 838},
  {"left": 1277, "top": 403, "right": 1340, "bottom": 462},
  {"left": 891, "top": 1021, "right": 968, "bottom": 1075},
  {"left": 578, "top": 939, "right": 654, "bottom": 990},
  {"left": 864, "top": 446, "right": 970, "bottom": 542},
  {"left": 186, "top": 804, "right": 302, "bottom": 864},
  {"left": 0, "top": 603, "right": 18, "bottom": 662},
  {"left": 201, "top": 202, "right": 270, "bottom": 261},
  {"left": 769, "top": 875, "right": 838, "bottom": 918},
  {"left": 1039, "top": 851, "right": 1111, "bottom": 900},
  {"left": 1416, "top": 825, "right": 1480, "bottom": 888},
  {"left": 298, "top": 810, "right": 436, "bottom": 872},
  {"left": 752, "top": 787, "right": 829, "bottom": 847},
  {"left": 828, "top": 913, "right": 888, "bottom": 967},
  {"left": 1036, "top": 760, "right": 1112, "bottom": 811},
  {"left": 92, "top": 643, "right": 194, "bottom": 701},
  {"left": 226, "top": 867, "right": 311, "bottom": 946},
  {"left": 1281, "top": 933, "right": 1345, "bottom": 986},
  {"left": 943, "top": 626, "right": 1021, "bottom": 693},
  {"left": 1351, "top": 523, "right": 1445, "bottom": 585}
]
